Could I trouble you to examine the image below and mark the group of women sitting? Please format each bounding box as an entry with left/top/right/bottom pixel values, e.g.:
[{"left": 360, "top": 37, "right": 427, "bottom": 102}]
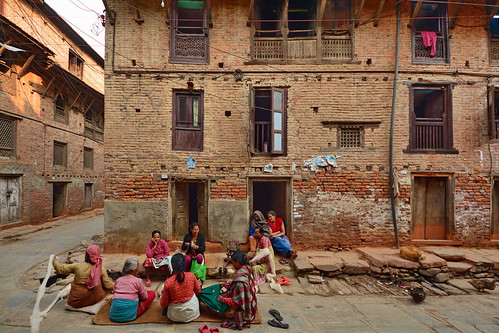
[{"left": 52, "top": 210, "right": 294, "bottom": 329}]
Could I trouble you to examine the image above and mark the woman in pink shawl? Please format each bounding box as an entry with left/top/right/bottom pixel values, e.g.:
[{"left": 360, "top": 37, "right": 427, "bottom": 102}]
[{"left": 53, "top": 245, "right": 115, "bottom": 308}]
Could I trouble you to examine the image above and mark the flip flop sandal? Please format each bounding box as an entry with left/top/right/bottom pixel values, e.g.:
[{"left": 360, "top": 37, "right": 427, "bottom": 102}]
[
  {"left": 268, "top": 319, "right": 289, "bottom": 329},
  {"left": 145, "top": 280, "right": 152, "bottom": 287},
  {"left": 198, "top": 324, "right": 209, "bottom": 333},
  {"left": 210, "top": 328, "right": 220, "bottom": 333},
  {"left": 269, "top": 308, "right": 283, "bottom": 322}
]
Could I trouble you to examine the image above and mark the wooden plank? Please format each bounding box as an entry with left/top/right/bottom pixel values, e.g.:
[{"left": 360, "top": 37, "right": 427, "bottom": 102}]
[
  {"left": 425, "top": 177, "right": 447, "bottom": 240},
  {"left": 407, "top": 0, "right": 423, "bottom": 28},
  {"left": 373, "top": 0, "right": 386, "bottom": 27},
  {"left": 0, "top": 39, "right": 12, "bottom": 56},
  {"left": 412, "top": 177, "right": 426, "bottom": 239},
  {"left": 17, "top": 54, "right": 35, "bottom": 78},
  {"left": 449, "top": 0, "right": 465, "bottom": 29},
  {"left": 247, "top": 0, "right": 254, "bottom": 26},
  {"left": 355, "top": 0, "right": 366, "bottom": 27},
  {"left": 318, "top": 0, "right": 327, "bottom": 27},
  {"left": 487, "top": 0, "right": 499, "bottom": 26}
]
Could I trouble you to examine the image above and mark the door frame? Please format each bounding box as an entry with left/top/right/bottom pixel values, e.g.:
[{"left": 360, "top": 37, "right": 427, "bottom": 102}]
[
  {"left": 248, "top": 177, "right": 293, "bottom": 241},
  {"left": 0, "top": 175, "right": 21, "bottom": 224},
  {"left": 492, "top": 176, "right": 499, "bottom": 240},
  {"left": 411, "top": 173, "right": 455, "bottom": 240}
]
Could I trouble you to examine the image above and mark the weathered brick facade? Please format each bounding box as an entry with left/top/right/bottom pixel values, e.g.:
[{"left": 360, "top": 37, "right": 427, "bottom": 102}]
[
  {"left": 102, "top": 0, "right": 499, "bottom": 253},
  {"left": 0, "top": 0, "right": 105, "bottom": 227}
]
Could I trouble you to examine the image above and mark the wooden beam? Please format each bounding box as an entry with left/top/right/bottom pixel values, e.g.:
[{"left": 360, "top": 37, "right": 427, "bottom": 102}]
[
  {"left": 69, "top": 91, "right": 82, "bottom": 111},
  {"left": 42, "top": 78, "right": 55, "bottom": 98},
  {"left": 407, "top": 0, "right": 423, "bottom": 28},
  {"left": 247, "top": 0, "right": 254, "bottom": 26},
  {"left": 450, "top": 0, "right": 465, "bottom": 29},
  {"left": 487, "top": 0, "right": 499, "bottom": 26},
  {"left": 356, "top": 0, "right": 366, "bottom": 27},
  {"left": 373, "top": 0, "right": 386, "bottom": 27},
  {"left": 207, "top": 0, "right": 213, "bottom": 28},
  {"left": 283, "top": 0, "right": 289, "bottom": 29},
  {"left": 0, "top": 39, "right": 12, "bottom": 56},
  {"left": 17, "top": 54, "right": 35, "bottom": 78},
  {"left": 318, "top": 0, "right": 327, "bottom": 27}
]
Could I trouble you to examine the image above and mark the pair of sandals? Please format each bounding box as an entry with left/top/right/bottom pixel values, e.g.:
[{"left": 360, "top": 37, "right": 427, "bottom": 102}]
[
  {"left": 268, "top": 309, "right": 289, "bottom": 329},
  {"left": 198, "top": 324, "right": 219, "bottom": 333}
]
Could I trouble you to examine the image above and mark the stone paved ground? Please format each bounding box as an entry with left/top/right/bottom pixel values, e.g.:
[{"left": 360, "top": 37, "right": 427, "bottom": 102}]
[{"left": 1, "top": 210, "right": 498, "bottom": 332}]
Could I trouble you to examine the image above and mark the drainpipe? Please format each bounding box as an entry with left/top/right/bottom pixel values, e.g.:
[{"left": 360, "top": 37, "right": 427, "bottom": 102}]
[{"left": 389, "top": 2, "right": 401, "bottom": 248}]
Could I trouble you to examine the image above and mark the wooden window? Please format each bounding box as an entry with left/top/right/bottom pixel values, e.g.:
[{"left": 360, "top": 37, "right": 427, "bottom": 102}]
[
  {"left": 412, "top": 1, "right": 449, "bottom": 64},
  {"left": 53, "top": 141, "right": 67, "bottom": 167},
  {"left": 68, "top": 50, "right": 84, "bottom": 78},
  {"left": 84, "top": 101, "right": 104, "bottom": 141},
  {"left": 0, "top": 115, "right": 15, "bottom": 158},
  {"left": 488, "top": 87, "right": 499, "bottom": 140},
  {"left": 488, "top": 0, "right": 499, "bottom": 65},
  {"left": 338, "top": 125, "right": 363, "bottom": 148},
  {"left": 170, "top": 0, "right": 209, "bottom": 64},
  {"left": 172, "top": 90, "right": 204, "bottom": 151},
  {"left": 83, "top": 147, "right": 93, "bottom": 170},
  {"left": 251, "top": 0, "right": 353, "bottom": 62},
  {"left": 54, "top": 94, "right": 69, "bottom": 123},
  {"left": 250, "top": 87, "right": 287, "bottom": 155},
  {"left": 406, "top": 85, "right": 457, "bottom": 153}
]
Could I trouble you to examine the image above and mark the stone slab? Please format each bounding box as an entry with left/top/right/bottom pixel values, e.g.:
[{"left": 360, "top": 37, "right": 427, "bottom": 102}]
[
  {"left": 423, "top": 247, "right": 465, "bottom": 262},
  {"left": 419, "top": 252, "right": 448, "bottom": 268},
  {"left": 469, "top": 249, "right": 499, "bottom": 269},
  {"left": 447, "top": 261, "right": 473, "bottom": 273},
  {"left": 356, "top": 247, "right": 421, "bottom": 269},
  {"left": 309, "top": 256, "right": 343, "bottom": 272},
  {"left": 291, "top": 254, "right": 315, "bottom": 273},
  {"left": 343, "top": 260, "right": 371, "bottom": 275},
  {"left": 461, "top": 248, "right": 495, "bottom": 266}
]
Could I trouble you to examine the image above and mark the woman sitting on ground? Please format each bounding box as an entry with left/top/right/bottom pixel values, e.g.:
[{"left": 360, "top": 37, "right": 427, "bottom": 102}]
[
  {"left": 143, "top": 229, "right": 170, "bottom": 287},
  {"left": 181, "top": 223, "right": 205, "bottom": 271},
  {"left": 109, "top": 258, "right": 156, "bottom": 322},
  {"left": 248, "top": 210, "right": 270, "bottom": 253},
  {"left": 52, "top": 245, "right": 114, "bottom": 308},
  {"left": 266, "top": 211, "right": 297, "bottom": 259},
  {"left": 160, "top": 253, "right": 201, "bottom": 322},
  {"left": 218, "top": 251, "right": 258, "bottom": 330}
]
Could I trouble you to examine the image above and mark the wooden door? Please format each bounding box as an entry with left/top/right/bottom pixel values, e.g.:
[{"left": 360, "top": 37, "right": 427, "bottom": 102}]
[
  {"left": 84, "top": 183, "right": 93, "bottom": 209},
  {"left": 0, "top": 176, "right": 20, "bottom": 224},
  {"left": 197, "top": 182, "right": 209, "bottom": 240},
  {"left": 412, "top": 177, "right": 447, "bottom": 240},
  {"left": 53, "top": 183, "right": 67, "bottom": 217},
  {"left": 174, "top": 182, "right": 189, "bottom": 238}
]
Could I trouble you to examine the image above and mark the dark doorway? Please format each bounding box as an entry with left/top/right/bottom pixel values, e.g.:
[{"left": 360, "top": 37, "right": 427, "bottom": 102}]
[
  {"left": 84, "top": 183, "right": 93, "bottom": 209},
  {"left": 172, "top": 181, "right": 208, "bottom": 240},
  {"left": 251, "top": 180, "right": 290, "bottom": 237},
  {"left": 53, "top": 183, "right": 67, "bottom": 217},
  {"left": 412, "top": 176, "right": 452, "bottom": 240},
  {"left": 492, "top": 179, "right": 499, "bottom": 240}
]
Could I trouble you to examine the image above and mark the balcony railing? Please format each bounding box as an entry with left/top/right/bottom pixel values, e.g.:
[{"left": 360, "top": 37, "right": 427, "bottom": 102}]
[
  {"left": 493, "top": 119, "right": 499, "bottom": 139},
  {"left": 490, "top": 38, "right": 499, "bottom": 65},
  {"left": 413, "top": 119, "right": 444, "bottom": 149},
  {"left": 254, "top": 121, "right": 270, "bottom": 153},
  {"left": 251, "top": 35, "right": 352, "bottom": 62},
  {"left": 413, "top": 34, "right": 448, "bottom": 64}
]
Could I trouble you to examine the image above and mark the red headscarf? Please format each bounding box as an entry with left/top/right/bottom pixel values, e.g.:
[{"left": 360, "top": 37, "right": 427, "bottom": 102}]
[{"left": 85, "top": 245, "right": 103, "bottom": 289}]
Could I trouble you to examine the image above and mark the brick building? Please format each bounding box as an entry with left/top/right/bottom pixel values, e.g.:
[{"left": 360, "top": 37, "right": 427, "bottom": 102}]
[
  {"left": 102, "top": 0, "right": 498, "bottom": 253},
  {"left": 0, "top": 0, "right": 105, "bottom": 226}
]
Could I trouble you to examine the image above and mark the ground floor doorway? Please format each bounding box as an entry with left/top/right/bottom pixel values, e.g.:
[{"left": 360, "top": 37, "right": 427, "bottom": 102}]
[
  {"left": 492, "top": 178, "right": 499, "bottom": 240},
  {"left": 84, "top": 183, "right": 93, "bottom": 209},
  {"left": 250, "top": 178, "right": 291, "bottom": 239},
  {"left": 172, "top": 180, "right": 209, "bottom": 240},
  {"left": 53, "top": 183, "right": 67, "bottom": 217},
  {"left": 412, "top": 175, "right": 454, "bottom": 240},
  {"left": 0, "top": 176, "right": 20, "bottom": 224}
]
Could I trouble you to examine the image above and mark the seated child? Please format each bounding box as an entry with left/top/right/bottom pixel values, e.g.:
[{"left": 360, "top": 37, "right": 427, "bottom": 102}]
[
  {"left": 109, "top": 258, "right": 156, "bottom": 322},
  {"left": 143, "top": 230, "right": 170, "bottom": 287}
]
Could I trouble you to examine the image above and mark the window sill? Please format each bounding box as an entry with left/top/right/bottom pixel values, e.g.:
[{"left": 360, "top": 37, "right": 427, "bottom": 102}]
[{"left": 403, "top": 148, "right": 459, "bottom": 154}]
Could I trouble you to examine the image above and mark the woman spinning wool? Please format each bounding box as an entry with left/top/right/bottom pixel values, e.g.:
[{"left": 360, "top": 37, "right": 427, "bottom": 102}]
[
  {"left": 218, "top": 251, "right": 257, "bottom": 330},
  {"left": 266, "top": 211, "right": 297, "bottom": 259},
  {"left": 53, "top": 245, "right": 114, "bottom": 308}
]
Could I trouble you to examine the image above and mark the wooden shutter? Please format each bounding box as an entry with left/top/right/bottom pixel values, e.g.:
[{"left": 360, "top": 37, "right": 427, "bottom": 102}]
[
  {"left": 270, "top": 87, "right": 286, "bottom": 154},
  {"left": 488, "top": 86, "right": 497, "bottom": 139},
  {"left": 249, "top": 85, "right": 255, "bottom": 153}
]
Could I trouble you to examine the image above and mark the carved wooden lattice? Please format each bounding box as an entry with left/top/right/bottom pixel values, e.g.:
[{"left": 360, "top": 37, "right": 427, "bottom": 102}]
[
  {"left": 414, "top": 35, "right": 446, "bottom": 61},
  {"left": 339, "top": 125, "right": 362, "bottom": 148},
  {"left": 0, "top": 117, "right": 14, "bottom": 157},
  {"left": 322, "top": 38, "right": 352, "bottom": 59},
  {"left": 174, "top": 35, "right": 207, "bottom": 59},
  {"left": 490, "top": 39, "right": 499, "bottom": 64},
  {"left": 253, "top": 39, "right": 283, "bottom": 60}
]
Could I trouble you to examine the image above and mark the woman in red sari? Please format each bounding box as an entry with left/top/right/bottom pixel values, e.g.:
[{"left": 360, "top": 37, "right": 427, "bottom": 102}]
[{"left": 266, "top": 211, "right": 297, "bottom": 259}]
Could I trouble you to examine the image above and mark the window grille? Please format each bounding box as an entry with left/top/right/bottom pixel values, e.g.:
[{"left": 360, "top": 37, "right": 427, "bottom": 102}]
[
  {"left": 68, "top": 50, "right": 84, "bottom": 78},
  {"left": 0, "top": 117, "right": 15, "bottom": 157},
  {"left": 338, "top": 125, "right": 363, "bottom": 148},
  {"left": 84, "top": 147, "right": 93, "bottom": 170},
  {"left": 53, "top": 141, "right": 67, "bottom": 167},
  {"left": 54, "top": 95, "right": 68, "bottom": 123}
]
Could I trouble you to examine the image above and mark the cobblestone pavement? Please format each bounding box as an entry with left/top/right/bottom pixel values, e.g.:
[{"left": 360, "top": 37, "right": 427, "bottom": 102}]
[{"left": 0, "top": 211, "right": 498, "bottom": 333}]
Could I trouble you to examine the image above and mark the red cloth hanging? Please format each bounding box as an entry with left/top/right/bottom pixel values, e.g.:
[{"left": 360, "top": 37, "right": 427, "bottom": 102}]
[{"left": 420, "top": 31, "right": 437, "bottom": 57}]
